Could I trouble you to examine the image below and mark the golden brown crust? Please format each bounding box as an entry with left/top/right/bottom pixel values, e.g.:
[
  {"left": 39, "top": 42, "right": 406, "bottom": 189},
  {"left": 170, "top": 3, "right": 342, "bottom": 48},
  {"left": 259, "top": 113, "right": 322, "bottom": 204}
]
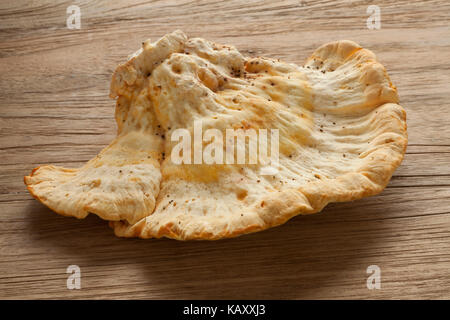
[{"left": 25, "top": 31, "right": 408, "bottom": 240}]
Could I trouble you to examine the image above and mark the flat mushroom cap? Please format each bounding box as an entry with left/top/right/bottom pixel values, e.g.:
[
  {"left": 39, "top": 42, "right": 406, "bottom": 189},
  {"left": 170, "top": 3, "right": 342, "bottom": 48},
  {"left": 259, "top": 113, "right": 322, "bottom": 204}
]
[{"left": 25, "top": 30, "right": 407, "bottom": 240}]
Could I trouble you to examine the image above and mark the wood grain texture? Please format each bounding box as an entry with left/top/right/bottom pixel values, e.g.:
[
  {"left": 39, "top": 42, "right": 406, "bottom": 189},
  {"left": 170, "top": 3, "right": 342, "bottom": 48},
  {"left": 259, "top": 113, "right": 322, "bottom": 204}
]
[{"left": 0, "top": 0, "right": 449, "bottom": 299}]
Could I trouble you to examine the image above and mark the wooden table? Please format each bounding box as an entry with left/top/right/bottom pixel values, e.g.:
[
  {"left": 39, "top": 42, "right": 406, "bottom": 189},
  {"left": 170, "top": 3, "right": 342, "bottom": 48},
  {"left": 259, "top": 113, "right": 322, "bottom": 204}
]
[{"left": 1, "top": 0, "right": 449, "bottom": 300}]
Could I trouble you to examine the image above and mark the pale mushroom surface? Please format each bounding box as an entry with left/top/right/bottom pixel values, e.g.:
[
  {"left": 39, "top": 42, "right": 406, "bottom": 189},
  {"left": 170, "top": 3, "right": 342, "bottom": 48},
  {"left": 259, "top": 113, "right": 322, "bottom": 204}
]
[{"left": 25, "top": 30, "right": 407, "bottom": 240}]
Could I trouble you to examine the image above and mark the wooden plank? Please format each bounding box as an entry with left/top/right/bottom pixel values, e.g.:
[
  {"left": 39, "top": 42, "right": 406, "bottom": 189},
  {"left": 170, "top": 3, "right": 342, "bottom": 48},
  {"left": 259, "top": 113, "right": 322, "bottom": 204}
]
[{"left": 0, "top": 200, "right": 448, "bottom": 299}]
